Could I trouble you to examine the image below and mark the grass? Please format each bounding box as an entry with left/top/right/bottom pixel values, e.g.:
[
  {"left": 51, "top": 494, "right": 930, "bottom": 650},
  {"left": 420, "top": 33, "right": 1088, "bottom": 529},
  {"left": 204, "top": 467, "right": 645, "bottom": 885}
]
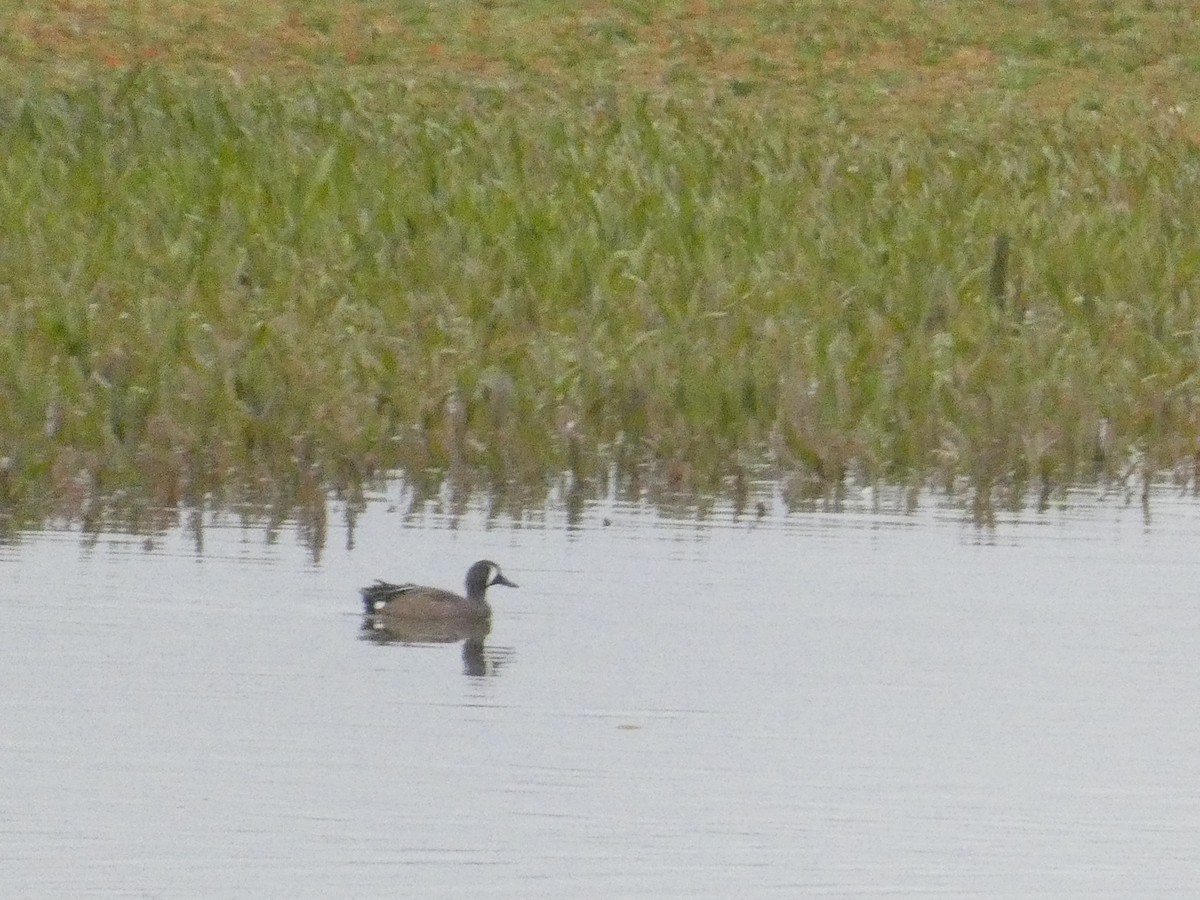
[{"left": 2, "top": 2, "right": 1200, "bottom": 530}]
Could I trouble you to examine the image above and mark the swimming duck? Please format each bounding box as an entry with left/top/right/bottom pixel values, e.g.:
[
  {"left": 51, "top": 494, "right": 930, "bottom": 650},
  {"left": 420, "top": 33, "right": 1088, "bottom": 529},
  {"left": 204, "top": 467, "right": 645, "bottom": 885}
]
[{"left": 361, "top": 560, "right": 517, "bottom": 620}]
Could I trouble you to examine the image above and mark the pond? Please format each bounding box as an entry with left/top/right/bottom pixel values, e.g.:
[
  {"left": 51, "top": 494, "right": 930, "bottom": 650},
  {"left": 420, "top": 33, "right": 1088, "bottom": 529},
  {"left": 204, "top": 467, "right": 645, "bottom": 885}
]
[{"left": 3, "top": 480, "right": 1199, "bottom": 897}]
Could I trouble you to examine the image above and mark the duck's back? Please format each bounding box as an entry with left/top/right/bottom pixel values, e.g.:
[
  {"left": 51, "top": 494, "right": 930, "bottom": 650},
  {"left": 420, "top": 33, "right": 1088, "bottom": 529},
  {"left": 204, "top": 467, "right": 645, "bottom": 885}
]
[{"left": 362, "top": 580, "right": 486, "bottom": 620}]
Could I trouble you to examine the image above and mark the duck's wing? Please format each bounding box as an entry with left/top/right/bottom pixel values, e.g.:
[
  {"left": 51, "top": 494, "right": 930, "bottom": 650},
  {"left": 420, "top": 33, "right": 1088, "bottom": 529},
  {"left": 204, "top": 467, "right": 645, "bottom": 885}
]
[{"left": 360, "top": 579, "right": 419, "bottom": 613}]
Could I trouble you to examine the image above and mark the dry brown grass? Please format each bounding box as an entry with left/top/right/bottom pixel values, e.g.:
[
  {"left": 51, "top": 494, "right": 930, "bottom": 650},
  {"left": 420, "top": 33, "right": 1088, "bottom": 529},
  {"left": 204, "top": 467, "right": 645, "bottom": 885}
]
[{"left": 5, "top": 0, "right": 1200, "bottom": 132}]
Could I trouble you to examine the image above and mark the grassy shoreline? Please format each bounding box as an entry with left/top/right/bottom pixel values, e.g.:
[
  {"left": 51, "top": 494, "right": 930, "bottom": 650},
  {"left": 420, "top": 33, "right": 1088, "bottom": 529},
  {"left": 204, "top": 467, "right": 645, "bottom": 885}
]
[{"left": 3, "top": 4, "right": 1200, "bottom": 527}]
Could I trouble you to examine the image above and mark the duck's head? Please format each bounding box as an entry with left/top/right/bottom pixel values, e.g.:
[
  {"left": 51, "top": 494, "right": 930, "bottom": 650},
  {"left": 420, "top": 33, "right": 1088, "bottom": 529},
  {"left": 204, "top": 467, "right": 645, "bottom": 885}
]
[{"left": 466, "top": 560, "right": 518, "bottom": 597}]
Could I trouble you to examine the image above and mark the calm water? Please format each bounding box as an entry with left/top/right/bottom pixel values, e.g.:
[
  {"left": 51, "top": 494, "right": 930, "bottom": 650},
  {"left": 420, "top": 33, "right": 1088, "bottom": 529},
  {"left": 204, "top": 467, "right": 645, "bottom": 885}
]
[{"left": 2, "top": 483, "right": 1199, "bottom": 897}]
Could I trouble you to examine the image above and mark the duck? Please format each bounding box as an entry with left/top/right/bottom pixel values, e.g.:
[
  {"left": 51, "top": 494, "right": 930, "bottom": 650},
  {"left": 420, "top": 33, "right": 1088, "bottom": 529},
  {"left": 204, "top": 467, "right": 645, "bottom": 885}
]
[{"left": 361, "top": 560, "right": 517, "bottom": 620}]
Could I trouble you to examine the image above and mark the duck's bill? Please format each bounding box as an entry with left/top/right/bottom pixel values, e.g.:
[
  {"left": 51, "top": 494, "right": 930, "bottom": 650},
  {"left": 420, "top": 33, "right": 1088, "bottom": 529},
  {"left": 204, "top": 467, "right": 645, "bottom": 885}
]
[{"left": 492, "top": 574, "right": 518, "bottom": 588}]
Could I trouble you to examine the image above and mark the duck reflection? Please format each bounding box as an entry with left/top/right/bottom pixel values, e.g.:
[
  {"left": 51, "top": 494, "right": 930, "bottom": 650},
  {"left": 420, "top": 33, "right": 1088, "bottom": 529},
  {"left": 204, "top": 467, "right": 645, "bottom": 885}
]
[{"left": 358, "top": 615, "right": 510, "bottom": 677}]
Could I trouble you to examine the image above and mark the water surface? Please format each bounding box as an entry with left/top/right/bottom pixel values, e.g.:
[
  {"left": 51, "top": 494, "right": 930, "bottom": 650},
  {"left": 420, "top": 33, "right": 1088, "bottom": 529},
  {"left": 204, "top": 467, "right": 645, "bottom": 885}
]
[{"left": 3, "top": 484, "right": 1199, "bottom": 897}]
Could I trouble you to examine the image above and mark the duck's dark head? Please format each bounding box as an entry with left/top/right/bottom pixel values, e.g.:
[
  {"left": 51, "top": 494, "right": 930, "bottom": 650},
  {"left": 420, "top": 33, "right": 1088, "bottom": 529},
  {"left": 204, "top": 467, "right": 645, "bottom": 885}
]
[{"left": 466, "top": 560, "right": 517, "bottom": 599}]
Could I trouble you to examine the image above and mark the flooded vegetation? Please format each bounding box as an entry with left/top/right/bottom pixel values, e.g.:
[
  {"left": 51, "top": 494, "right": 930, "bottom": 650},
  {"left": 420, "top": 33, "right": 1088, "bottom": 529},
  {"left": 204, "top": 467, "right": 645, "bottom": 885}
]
[
  {"left": 3, "top": 71, "right": 1200, "bottom": 528},
  {"left": 2, "top": 2, "right": 1200, "bottom": 523}
]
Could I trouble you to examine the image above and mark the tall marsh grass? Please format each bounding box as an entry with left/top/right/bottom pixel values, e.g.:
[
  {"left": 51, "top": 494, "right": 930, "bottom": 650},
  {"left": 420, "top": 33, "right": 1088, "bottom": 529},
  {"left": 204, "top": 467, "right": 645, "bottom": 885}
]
[{"left": 2, "top": 71, "right": 1199, "bottom": 526}]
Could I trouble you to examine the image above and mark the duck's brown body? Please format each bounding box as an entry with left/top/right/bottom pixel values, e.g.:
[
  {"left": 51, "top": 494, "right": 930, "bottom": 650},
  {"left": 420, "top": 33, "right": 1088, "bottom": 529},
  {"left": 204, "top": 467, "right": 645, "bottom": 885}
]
[{"left": 361, "top": 560, "right": 517, "bottom": 621}]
